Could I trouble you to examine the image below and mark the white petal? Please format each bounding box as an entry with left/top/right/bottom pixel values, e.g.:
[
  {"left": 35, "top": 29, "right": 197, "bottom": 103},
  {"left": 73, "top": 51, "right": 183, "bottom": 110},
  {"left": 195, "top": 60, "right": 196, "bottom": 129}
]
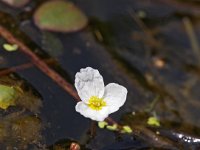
[
  {"left": 103, "top": 83, "right": 127, "bottom": 114},
  {"left": 75, "top": 102, "right": 109, "bottom": 121},
  {"left": 75, "top": 67, "right": 104, "bottom": 102}
]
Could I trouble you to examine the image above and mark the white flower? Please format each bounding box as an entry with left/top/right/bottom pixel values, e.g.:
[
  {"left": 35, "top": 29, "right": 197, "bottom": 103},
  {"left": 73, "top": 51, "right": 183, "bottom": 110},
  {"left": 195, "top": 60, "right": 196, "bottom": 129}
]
[{"left": 75, "top": 67, "right": 128, "bottom": 121}]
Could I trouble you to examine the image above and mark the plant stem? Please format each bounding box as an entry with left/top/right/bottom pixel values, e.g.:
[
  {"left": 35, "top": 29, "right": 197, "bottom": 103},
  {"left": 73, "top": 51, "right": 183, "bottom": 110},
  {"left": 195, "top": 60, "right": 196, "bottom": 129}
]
[
  {"left": 90, "top": 121, "right": 96, "bottom": 138},
  {"left": 183, "top": 17, "right": 200, "bottom": 66},
  {"left": 145, "top": 95, "right": 161, "bottom": 113}
]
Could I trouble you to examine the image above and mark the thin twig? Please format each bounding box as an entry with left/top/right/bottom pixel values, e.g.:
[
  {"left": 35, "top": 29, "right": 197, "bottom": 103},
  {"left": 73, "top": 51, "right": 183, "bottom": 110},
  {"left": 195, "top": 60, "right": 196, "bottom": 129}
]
[
  {"left": 129, "top": 10, "right": 162, "bottom": 49},
  {"left": 0, "top": 62, "right": 33, "bottom": 76},
  {"left": 0, "top": 59, "right": 54, "bottom": 76},
  {"left": 183, "top": 17, "right": 200, "bottom": 66},
  {"left": 145, "top": 95, "right": 161, "bottom": 113},
  {"left": 0, "top": 25, "right": 80, "bottom": 101}
]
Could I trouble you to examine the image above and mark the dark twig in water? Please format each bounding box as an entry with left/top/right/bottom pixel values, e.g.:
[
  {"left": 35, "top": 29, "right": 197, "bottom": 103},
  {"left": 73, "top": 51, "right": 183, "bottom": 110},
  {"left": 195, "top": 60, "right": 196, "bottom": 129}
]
[
  {"left": 0, "top": 59, "right": 54, "bottom": 76},
  {"left": 0, "top": 25, "right": 80, "bottom": 101},
  {"left": 133, "top": 125, "right": 177, "bottom": 149},
  {"left": 0, "top": 63, "right": 33, "bottom": 76}
]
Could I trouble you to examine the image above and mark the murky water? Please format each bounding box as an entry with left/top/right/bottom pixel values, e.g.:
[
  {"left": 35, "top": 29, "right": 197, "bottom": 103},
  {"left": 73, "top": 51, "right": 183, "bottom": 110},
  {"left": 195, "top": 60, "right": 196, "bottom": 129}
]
[{"left": 0, "top": 0, "right": 200, "bottom": 149}]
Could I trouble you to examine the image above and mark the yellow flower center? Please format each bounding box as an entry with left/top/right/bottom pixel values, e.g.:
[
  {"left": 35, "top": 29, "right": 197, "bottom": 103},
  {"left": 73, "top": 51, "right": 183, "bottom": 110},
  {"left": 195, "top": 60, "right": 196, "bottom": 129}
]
[{"left": 88, "top": 96, "right": 106, "bottom": 111}]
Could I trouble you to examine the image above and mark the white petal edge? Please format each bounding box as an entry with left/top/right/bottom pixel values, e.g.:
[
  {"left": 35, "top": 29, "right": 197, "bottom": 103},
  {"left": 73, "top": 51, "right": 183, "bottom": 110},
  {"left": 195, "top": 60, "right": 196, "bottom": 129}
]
[
  {"left": 75, "top": 102, "right": 109, "bottom": 121},
  {"left": 75, "top": 67, "right": 104, "bottom": 102},
  {"left": 103, "top": 83, "right": 127, "bottom": 114}
]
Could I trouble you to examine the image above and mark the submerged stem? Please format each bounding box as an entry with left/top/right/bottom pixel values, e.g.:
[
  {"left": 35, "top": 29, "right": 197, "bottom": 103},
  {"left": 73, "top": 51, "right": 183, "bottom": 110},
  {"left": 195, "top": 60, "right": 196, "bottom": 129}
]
[
  {"left": 183, "top": 17, "right": 200, "bottom": 66},
  {"left": 0, "top": 59, "right": 54, "bottom": 76},
  {"left": 145, "top": 95, "right": 161, "bottom": 113},
  {"left": 90, "top": 121, "right": 96, "bottom": 138}
]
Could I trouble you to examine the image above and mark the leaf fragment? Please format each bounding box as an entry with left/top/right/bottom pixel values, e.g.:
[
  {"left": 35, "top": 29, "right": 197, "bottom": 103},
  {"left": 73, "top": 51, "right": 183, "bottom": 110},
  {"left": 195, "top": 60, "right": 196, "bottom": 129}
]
[
  {"left": 106, "top": 124, "right": 118, "bottom": 131},
  {"left": 147, "top": 117, "right": 160, "bottom": 127},
  {"left": 3, "top": 43, "right": 18, "bottom": 52},
  {"left": 98, "top": 121, "right": 108, "bottom": 129},
  {"left": 121, "top": 125, "right": 133, "bottom": 133}
]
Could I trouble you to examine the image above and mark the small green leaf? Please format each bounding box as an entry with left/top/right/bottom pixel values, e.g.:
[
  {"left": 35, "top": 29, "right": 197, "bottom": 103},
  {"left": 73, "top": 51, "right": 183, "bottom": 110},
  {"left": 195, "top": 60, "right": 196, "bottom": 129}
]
[
  {"left": 0, "top": 85, "right": 18, "bottom": 109},
  {"left": 106, "top": 124, "right": 118, "bottom": 131},
  {"left": 3, "top": 43, "right": 18, "bottom": 52},
  {"left": 147, "top": 117, "right": 160, "bottom": 127},
  {"left": 121, "top": 125, "right": 133, "bottom": 133},
  {"left": 98, "top": 121, "right": 108, "bottom": 129}
]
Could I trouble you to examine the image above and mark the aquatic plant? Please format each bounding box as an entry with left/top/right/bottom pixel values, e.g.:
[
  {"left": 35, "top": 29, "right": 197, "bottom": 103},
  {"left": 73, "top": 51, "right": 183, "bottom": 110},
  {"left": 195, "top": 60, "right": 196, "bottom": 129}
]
[{"left": 75, "top": 67, "right": 127, "bottom": 121}]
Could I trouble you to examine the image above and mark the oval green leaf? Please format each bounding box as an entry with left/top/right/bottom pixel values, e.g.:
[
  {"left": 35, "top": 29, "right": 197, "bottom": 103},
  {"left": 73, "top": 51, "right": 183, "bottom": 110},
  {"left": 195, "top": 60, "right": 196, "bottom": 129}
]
[{"left": 33, "top": 0, "right": 88, "bottom": 33}]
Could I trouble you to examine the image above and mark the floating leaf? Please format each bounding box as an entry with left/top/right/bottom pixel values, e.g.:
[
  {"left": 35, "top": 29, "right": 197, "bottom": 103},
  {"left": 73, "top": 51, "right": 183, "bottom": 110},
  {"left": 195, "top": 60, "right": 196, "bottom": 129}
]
[
  {"left": 106, "top": 124, "right": 118, "bottom": 131},
  {"left": 3, "top": 43, "right": 18, "bottom": 52},
  {"left": 147, "top": 117, "right": 160, "bottom": 127},
  {"left": 121, "top": 125, "right": 133, "bottom": 133},
  {"left": 0, "top": 85, "right": 18, "bottom": 109},
  {"left": 1, "top": 0, "right": 30, "bottom": 7},
  {"left": 33, "top": 0, "right": 88, "bottom": 33},
  {"left": 98, "top": 121, "right": 108, "bottom": 129}
]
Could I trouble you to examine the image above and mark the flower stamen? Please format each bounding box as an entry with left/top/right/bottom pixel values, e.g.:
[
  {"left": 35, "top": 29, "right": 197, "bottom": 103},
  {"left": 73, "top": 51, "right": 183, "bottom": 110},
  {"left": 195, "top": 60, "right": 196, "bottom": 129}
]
[{"left": 88, "top": 96, "right": 106, "bottom": 111}]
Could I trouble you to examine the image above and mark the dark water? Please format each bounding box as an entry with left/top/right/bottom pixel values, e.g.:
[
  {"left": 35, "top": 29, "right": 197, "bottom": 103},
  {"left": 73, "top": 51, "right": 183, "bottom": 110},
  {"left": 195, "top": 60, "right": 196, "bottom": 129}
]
[{"left": 0, "top": 0, "right": 200, "bottom": 149}]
